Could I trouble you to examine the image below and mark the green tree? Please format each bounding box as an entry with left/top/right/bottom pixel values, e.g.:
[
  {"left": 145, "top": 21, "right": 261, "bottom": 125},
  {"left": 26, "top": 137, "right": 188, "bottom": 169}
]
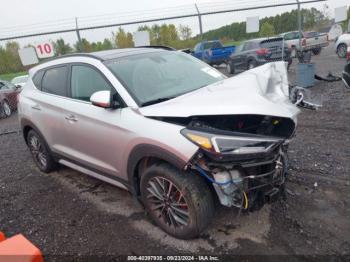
[
  {"left": 113, "top": 27, "right": 134, "bottom": 48},
  {"left": 260, "top": 22, "right": 275, "bottom": 37},
  {"left": 74, "top": 38, "right": 92, "bottom": 52},
  {"left": 53, "top": 38, "right": 72, "bottom": 55},
  {"left": 102, "top": 38, "right": 113, "bottom": 50}
]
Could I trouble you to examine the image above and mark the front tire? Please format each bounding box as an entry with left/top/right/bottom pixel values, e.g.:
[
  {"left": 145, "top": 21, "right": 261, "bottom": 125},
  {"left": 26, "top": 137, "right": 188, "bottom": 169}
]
[
  {"left": 337, "top": 44, "right": 347, "bottom": 58},
  {"left": 140, "top": 163, "right": 214, "bottom": 239},
  {"left": 27, "top": 130, "right": 57, "bottom": 173}
]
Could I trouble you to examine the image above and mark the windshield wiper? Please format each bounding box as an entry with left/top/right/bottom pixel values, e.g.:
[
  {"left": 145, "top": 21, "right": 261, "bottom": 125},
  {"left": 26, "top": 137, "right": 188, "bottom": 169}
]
[{"left": 141, "top": 96, "right": 176, "bottom": 107}]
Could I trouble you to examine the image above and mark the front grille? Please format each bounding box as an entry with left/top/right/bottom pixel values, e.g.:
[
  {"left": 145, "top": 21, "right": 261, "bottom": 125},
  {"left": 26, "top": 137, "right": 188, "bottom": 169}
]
[{"left": 240, "top": 153, "right": 285, "bottom": 192}]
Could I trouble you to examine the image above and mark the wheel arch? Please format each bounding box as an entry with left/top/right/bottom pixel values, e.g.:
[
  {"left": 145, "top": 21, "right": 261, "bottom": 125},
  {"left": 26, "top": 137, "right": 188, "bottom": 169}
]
[
  {"left": 127, "top": 144, "right": 189, "bottom": 196},
  {"left": 20, "top": 118, "right": 45, "bottom": 145}
]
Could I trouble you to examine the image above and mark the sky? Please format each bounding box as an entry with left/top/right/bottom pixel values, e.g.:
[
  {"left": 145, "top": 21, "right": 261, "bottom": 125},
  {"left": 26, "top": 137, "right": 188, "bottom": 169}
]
[{"left": 0, "top": 0, "right": 349, "bottom": 47}]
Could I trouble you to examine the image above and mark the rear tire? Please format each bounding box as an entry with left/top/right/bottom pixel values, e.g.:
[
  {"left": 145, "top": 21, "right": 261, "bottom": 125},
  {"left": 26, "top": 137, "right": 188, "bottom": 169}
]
[
  {"left": 312, "top": 48, "right": 321, "bottom": 55},
  {"left": 0, "top": 101, "right": 11, "bottom": 118},
  {"left": 247, "top": 60, "right": 256, "bottom": 70},
  {"left": 337, "top": 44, "right": 347, "bottom": 58},
  {"left": 226, "top": 62, "right": 235, "bottom": 75},
  {"left": 27, "top": 130, "right": 57, "bottom": 173},
  {"left": 140, "top": 163, "right": 214, "bottom": 239}
]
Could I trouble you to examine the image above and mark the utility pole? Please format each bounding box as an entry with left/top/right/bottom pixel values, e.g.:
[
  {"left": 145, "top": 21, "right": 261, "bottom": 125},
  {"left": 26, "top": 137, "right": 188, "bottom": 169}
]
[
  {"left": 296, "top": 0, "right": 302, "bottom": 50},
  {"left": 75, "top": 17, "right": 83, "bottom": 52},
  {"left": 195, "top": 4, "right": 203, "bottom": 40}
]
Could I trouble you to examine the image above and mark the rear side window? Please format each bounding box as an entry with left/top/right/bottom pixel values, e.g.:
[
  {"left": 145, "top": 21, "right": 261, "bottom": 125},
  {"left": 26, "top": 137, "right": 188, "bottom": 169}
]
[
  {"left": 32, "top": 70, "right": 44, "bottom": 89},
  {"left": 71, "top": 65, "right": 111, "bottom": 102},
  {"left": 42, "top": 66, "right": 68, "bottom": 97},
  {"left": 203, "top": 41, "right": 223, "bottom": 50},
  {"left": 243, "top": 41, "right": 259, "bottom": 51}
]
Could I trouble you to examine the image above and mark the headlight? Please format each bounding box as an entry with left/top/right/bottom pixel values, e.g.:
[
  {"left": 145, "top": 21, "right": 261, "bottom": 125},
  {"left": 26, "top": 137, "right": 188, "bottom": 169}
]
[{"left": 181, "top": 129, "right": 282, "bottom": 155}]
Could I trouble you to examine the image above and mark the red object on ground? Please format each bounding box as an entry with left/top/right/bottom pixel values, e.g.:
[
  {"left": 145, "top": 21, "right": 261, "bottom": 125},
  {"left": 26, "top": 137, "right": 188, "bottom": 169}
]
[
  {"left": 0, "top": 232, "right": 43, "bottom": 262},
  {"left": 0, "top": 232, "right": 5, "bottom": 243}
]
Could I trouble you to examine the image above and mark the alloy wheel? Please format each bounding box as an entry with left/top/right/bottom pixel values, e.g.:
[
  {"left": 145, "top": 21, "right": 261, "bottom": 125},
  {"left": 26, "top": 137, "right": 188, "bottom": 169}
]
[
  {"left": 146, "top": 176, "right": 189, "bottom": 228},
  {"left": 3, "top": 102, "right": 11, "bottom": 117},
  {"left": 29, "top": 135, "right": 47, "bottom": 169},
  {"left": 227, "top": 63, "right": 231, "bottom": 74},
  {"left": 338, "top": 45, "right": 347, "bottom": 58}
]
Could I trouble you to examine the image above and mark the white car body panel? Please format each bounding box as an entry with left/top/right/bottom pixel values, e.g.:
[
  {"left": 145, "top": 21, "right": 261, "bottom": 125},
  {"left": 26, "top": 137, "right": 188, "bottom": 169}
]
[{"left": 335, "top": 33, "right": 350, "bottom": 50}]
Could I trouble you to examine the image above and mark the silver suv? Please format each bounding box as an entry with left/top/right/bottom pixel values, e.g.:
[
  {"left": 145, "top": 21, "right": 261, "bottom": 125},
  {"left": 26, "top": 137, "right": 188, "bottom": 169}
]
[{"left": 19, "top": 48, "right": 299, "bottom": 239}]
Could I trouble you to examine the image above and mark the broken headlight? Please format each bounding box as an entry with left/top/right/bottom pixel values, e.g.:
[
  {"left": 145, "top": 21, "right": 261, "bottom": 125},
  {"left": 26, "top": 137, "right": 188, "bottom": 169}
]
[{"left": 181, "top": 129, "right": 282, "bottom": 155}]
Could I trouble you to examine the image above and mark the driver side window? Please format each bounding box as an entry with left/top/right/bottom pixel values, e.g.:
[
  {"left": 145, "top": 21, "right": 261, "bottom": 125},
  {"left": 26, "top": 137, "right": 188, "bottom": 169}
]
[{"left": 71, "top": 65, "right": 112, "bottom": 102}]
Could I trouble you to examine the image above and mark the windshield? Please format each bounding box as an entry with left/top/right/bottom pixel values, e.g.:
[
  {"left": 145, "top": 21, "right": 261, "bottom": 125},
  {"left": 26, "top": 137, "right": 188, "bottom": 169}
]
[{"left": 105, "top": 51, "right": 225, "bottom": 106}]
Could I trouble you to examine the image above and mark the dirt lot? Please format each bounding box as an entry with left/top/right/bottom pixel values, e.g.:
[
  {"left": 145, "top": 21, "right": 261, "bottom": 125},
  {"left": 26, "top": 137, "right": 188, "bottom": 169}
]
[{"left": 0, "top": 45, "right": 349, "bottom": 261}]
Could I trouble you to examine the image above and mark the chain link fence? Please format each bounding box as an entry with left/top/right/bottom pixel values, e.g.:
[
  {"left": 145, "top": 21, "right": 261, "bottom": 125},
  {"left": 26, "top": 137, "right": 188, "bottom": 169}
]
[{"left": 0, "top": 0, "right": 347, "bottom": 121}]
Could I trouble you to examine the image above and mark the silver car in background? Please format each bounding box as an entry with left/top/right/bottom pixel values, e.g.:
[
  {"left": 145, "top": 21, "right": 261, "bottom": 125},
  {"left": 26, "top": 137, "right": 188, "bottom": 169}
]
[
  {"left": 11, "top": 75, "right": 29, "bottom": 88},
  {"left": 18, "top": 48, "right": 299, "bottom": 239}
]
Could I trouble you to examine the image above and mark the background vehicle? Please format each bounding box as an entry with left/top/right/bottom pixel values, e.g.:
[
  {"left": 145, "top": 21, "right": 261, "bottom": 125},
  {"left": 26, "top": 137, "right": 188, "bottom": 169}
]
[
  {"left": 192, "top": 40, "right": 235, "bottom": 65},
  {"left": 226, "top": 37, "right": 291, "bottom": 74},
  {"left": 0, "top": 80, "right": 20, "bottom": 117},
  {"left": 19, "top": 48, "right": 298, "bottom": 239},
  {"left": 11, "top": 75, "right": 29, "bottom": 88},
  {"left": 342, "top": 47, "right": 350, "bottom": 89},
  {"left": 335, "top": 33, "right": 350, "bottom": 58},
  {"left": 281, "top": 31, "right": 329, "bottom": 55}
]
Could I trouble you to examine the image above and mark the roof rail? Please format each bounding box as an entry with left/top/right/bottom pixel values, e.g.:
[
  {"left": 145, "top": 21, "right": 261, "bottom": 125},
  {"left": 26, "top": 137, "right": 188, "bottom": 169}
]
[
  {"left": 136, "top": 45, "right": 177, "bottom": 51},
  {"left": 49, "top": 53, "right": 104, "bottom": 61}
]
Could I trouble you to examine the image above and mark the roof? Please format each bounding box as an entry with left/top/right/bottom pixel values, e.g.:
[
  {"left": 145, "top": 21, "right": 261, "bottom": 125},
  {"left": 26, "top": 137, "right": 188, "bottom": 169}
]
[{"left": 73, "top": 47, "right": 166, "bottom": 61}]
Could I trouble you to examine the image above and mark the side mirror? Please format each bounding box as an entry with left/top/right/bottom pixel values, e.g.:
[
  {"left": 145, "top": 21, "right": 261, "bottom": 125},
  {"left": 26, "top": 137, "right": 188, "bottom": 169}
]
[{"left": 90, "top": 91, "right": 111, "bottom": 108}]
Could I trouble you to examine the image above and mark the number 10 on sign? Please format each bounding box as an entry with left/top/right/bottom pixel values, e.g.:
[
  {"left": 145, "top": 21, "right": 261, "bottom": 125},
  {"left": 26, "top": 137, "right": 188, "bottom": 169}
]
[{"left": 35, "top": 43, "right": 54, "bottom": 58}]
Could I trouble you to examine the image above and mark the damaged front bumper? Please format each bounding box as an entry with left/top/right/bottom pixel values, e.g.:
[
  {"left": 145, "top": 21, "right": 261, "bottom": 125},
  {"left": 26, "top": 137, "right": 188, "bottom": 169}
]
[{"left": 189, "top": 141, "right": 288, "bottom": 211}]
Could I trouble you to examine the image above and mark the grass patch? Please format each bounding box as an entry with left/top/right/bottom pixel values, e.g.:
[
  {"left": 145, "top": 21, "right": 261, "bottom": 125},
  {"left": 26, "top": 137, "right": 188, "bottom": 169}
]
[
  {"left": 0, "top": 71, "right": 27, "bottom": 81},
  {"left": 222, "top": 40, "right": 242, "bottom": 47}
]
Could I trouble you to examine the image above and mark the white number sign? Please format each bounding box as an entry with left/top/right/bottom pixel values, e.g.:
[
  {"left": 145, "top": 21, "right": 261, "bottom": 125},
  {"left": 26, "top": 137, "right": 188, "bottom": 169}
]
[{"left": 35, "top": 42, "right": 54, "bottom": 58}]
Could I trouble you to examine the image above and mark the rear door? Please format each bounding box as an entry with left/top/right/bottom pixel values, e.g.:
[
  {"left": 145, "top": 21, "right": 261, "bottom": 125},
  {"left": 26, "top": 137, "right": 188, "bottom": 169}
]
[
  {"left": 239, "top": 41, "right": 259, "bottom": 68},
  {"left": 193, "top": 43, "right": 203, "bottom": 60},
  {"left": 29, "top": 65, "right": 74, "bottom": 158},
  {"left": 230, "top": 43, "right": 246, "bottom": 69}
]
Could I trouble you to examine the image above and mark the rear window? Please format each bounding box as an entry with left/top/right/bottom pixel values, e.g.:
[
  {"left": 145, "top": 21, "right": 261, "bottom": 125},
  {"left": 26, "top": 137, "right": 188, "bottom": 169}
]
[
  {"left": 32, "top": 70, "right": 44, "bottom": 89},
  {"left": 203, "top": 41, "right": 223, "bottom": 50},
  {"left": 41, "top": 66, "right": 68, "bottom": 97},
  {"left": 304, "top": 31, "right": 318, "bottom": 38},
  {"left": 260, "top": 38, "right": 284, "bottom": 48}
]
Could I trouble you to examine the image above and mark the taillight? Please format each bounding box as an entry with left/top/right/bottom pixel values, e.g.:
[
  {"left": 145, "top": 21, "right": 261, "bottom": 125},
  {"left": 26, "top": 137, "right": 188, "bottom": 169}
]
[
  {"left": 302, "top": 38, "right": 306, "bottom": 46},
  {"left": 347, "top": 47, "right": 350, "bottom": 61},
  {"left": 256, "top": 48, "right": 269, "bottom": 56}
]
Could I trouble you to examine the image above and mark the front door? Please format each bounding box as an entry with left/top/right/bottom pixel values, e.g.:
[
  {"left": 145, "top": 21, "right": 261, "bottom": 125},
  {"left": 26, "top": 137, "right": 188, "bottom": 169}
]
[{"left": 61, "top": 64, "right": 126, "bottom": 177}]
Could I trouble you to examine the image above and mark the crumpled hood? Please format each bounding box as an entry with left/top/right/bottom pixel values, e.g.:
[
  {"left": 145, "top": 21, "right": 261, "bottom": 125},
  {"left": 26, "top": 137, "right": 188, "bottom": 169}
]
[{"left": 139, "top": 62, "right": 300, "bottom": 121}]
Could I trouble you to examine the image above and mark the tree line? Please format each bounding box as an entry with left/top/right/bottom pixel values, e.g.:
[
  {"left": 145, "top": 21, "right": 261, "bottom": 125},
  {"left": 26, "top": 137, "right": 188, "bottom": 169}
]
[{"left": 1, "top": 6, "right": 349, "bottom": 75}]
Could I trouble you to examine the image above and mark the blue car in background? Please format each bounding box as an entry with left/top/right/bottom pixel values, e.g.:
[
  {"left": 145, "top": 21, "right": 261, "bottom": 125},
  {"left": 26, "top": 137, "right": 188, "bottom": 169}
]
[{"left": 192, "top": 40, "right": 235, "bottom": 66}]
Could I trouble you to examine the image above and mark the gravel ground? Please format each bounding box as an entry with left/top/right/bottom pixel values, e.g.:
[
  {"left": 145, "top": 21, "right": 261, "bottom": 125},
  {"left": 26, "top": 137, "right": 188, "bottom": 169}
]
[{"left": 0, "top": 44, "right": 349, "bottom": 261}]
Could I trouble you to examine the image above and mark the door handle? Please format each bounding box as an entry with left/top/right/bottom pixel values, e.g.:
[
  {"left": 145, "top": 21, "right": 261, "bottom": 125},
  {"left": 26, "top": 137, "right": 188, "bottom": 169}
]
[
  {"left": 31, "top": 105, "right": 41, "bottom": 111},
  {"left": 65, "top": 114, "right": 78, "bottom": 122}
]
